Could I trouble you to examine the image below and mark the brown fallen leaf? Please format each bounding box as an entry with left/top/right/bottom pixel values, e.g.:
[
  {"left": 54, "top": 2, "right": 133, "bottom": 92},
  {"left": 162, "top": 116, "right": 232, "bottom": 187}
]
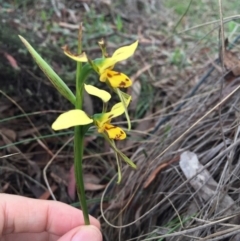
[
  {"left": 222, "top": 38, "right": 240, "bottom": 76},
  {"left": 135, "top": 205, "right": 143, "bottom": 227},
  {"left": 107, "top": 198, "right": 129, "bottom": 211},
  {"left": 50, "top": 169, "right": 68, "bottom": 186},
  {"left": 84, "top": 183, "right": 106, "bottom": 191},
  {"left": 3, "top": 52, "right": 20, "bottom": 70},
  {"left": 0, "top": 103, "right": 12, "bottom": 113},
  {"left": 143, "top": 155, "right": 180, "bottom": 188},
  {"left": 125, "top": 109, "right": 153, "bottom": 148},
  {"left": 38, "top": 185, "right": 58, "bottom": 200},
  {"left": 68, "top": 165, "right": 76, "bottom": 200},
  {"left": 68, "top": 167, "right": 105, "bottom": 200},
  {"left": 1, "top": 128, "right": 17, "bottom": 141},
  {"left": 129, "top": 64, "right": 151, "bottom": 111},
  {"left": 2, "top": 182, "right": 10, "bottom": 192},
  {"left": 84, "top": 173, "right": 105, "bottom": 191},
  {"left": 129, "top": 81, "right": 141, "bottom": 111},
  {"left": 83, "top": 173, "right": 101, "bottom": 184}
]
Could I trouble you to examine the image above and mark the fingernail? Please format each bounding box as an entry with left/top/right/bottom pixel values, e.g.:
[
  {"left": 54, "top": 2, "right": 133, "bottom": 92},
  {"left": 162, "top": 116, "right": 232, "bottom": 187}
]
[{"left": 72, "top": 225, "right": 102, "bottom": 241}]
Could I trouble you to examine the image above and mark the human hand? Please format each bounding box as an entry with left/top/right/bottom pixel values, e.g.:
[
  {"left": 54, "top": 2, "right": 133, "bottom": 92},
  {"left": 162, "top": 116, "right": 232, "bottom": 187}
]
[{"left": 0, "top": 194, "right": 102, "bottom": 241}]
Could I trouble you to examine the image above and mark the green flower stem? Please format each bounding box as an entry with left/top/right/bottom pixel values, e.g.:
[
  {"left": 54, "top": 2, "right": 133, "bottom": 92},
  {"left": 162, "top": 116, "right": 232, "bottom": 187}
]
[{"left": 74, "top": 25, "right": 90, "bottom": 225}]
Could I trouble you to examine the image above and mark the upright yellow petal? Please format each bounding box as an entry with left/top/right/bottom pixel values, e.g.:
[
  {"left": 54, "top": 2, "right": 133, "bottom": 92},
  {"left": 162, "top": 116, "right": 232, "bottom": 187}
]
[
  {"left": 84, "top": 84, "right": 111, "bottom": 103},
  {"left": 107, "top": 98, "right": 131, "bottom": 120},
  {"left": 95, "top": 40, "right": 138, "bottom": 73},
  {"left": 100, "top": 70, "right": 132, "bottom": 88},
  {"left": 110, "top": 102, "right": 125, "bottom": 113},
  {"left": 103, "top": 123, "right": 126, "bottom": 140},
  {"left": 109, "top": 102, "right": 126, "bottom": 118},
  {"left": 62, "top": 45, "right": 88, "bottom": 62},
  {"left": 52, "top": 110, "right": 93, "bottom": 130},
  {"left": 112, "top": 40, "right": 138, "bottom": 62},
  {"left": 94, "top": 102, "right": 125, "bottom": 128}
]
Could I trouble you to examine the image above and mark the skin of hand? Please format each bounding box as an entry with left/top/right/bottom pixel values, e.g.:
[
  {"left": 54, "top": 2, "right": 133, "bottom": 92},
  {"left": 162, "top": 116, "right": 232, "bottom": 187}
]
[{"left": 0, "top": 194, "right": 102, "bottom": 241}]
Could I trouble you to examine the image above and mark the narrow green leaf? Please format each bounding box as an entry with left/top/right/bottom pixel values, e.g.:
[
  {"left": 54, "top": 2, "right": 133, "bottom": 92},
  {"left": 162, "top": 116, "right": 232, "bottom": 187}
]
[
  {"left": 115, "top": 152, "right": 122, "bottom": 183},
  {"left": 103, "top": 134, "right": 137, "bottom": 169},
  {"left": 115, "top": 88, "right": 131, "bottom": 131},
  {"left": 118, "top": 151, "right": 137, "bottom": 169},
  {"left": 19, "top": 35, "right": 76, "bottom": 105}
]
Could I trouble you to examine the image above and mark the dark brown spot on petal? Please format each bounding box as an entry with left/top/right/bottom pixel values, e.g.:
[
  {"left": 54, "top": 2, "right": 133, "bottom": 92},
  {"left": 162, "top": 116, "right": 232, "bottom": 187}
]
[
  {"left": 115, "top": 133, "right": 123, "bottom": 140},
  {"left": 105, "top": 125, "right": 116, "bottom": 130},
  {"left": 107, "top": 73, "right": 112, "bottom": 78},
  {"left": 125, "top": 78, "right": 130, "bottom": 82},
  {"left": 114, "top": 72, "right": 121, "bottom": 76},
  {"left": 119, "top": 81, "right": 126, "bottom": 87}
]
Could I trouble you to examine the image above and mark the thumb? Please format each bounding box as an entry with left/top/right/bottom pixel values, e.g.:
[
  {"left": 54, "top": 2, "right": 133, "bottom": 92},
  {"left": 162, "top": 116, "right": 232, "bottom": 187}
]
[{"left": 58, "top": 225, "right": 102, "bottom": 241}]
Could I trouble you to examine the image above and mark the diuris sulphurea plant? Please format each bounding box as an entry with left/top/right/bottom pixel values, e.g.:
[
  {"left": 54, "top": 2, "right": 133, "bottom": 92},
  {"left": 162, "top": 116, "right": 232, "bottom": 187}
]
[{"left": 19, "top": 25, "right": 138, "bottom": 225}]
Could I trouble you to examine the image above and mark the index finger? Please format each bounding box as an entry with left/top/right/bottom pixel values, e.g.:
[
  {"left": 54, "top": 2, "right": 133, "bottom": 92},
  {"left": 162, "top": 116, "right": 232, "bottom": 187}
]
[{"left": 0, "top": 194, "right": 100, "bottom": 236}]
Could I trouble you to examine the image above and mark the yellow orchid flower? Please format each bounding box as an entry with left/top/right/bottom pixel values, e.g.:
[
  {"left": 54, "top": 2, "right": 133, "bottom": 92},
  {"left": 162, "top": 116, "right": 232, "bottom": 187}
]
[
  {"left": 52, "top": 95, "right": 136, "bottom": 183},
  {"left": 62, "top": 45, "right": 88, "bottom": 62},
  {"left": 52, "top": 84, "right": 128, "bottom": 140},
  {"left": 96, "top": 40, "right": 138, "bottom": 88},
  {"left": 51, "top": 83, "right": 136, "bottom": 182},
  {"left": 93, "top": 102, "right": 128, "bottom": 140},
  {"left": 63, "top": 40, "right": 138, "bottom": 88},
  {"left": 52, "top": 101, "right": 127, "bottom": 140},
  {"left": 62, "top": 41, "right": 137, "bottom": 130}
]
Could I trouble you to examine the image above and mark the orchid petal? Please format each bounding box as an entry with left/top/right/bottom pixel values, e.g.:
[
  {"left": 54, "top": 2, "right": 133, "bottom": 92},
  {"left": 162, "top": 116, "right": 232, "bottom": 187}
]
[
  {"left": 62, "top": 45, "right": 88, "bottom": 62},
  {"left": 96, "top": 40, "right": 138, "bottom": 73},
  {"left": 100, "top": 70, "right": 132, "bottom": 88},
  {"left": 93, "top": 102, "right": 125, "bottom": 128},
  {"left": 101, "top": 102, "right": 126, "bottom": 121},
  {"left": 52, "top": 110, "right": 93, "bottom": 130},
  {"left": 107, "top": 96, "right": 131, "bottom": 123},
  {"left": 112, "top": 40, "right": 138, "bottom": 62},
  {"left": 84, "top": 84, "right": 111, "bottom": 103},
  {"left": 101, "top": 123, "right": 126, "bottom": 140}
]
